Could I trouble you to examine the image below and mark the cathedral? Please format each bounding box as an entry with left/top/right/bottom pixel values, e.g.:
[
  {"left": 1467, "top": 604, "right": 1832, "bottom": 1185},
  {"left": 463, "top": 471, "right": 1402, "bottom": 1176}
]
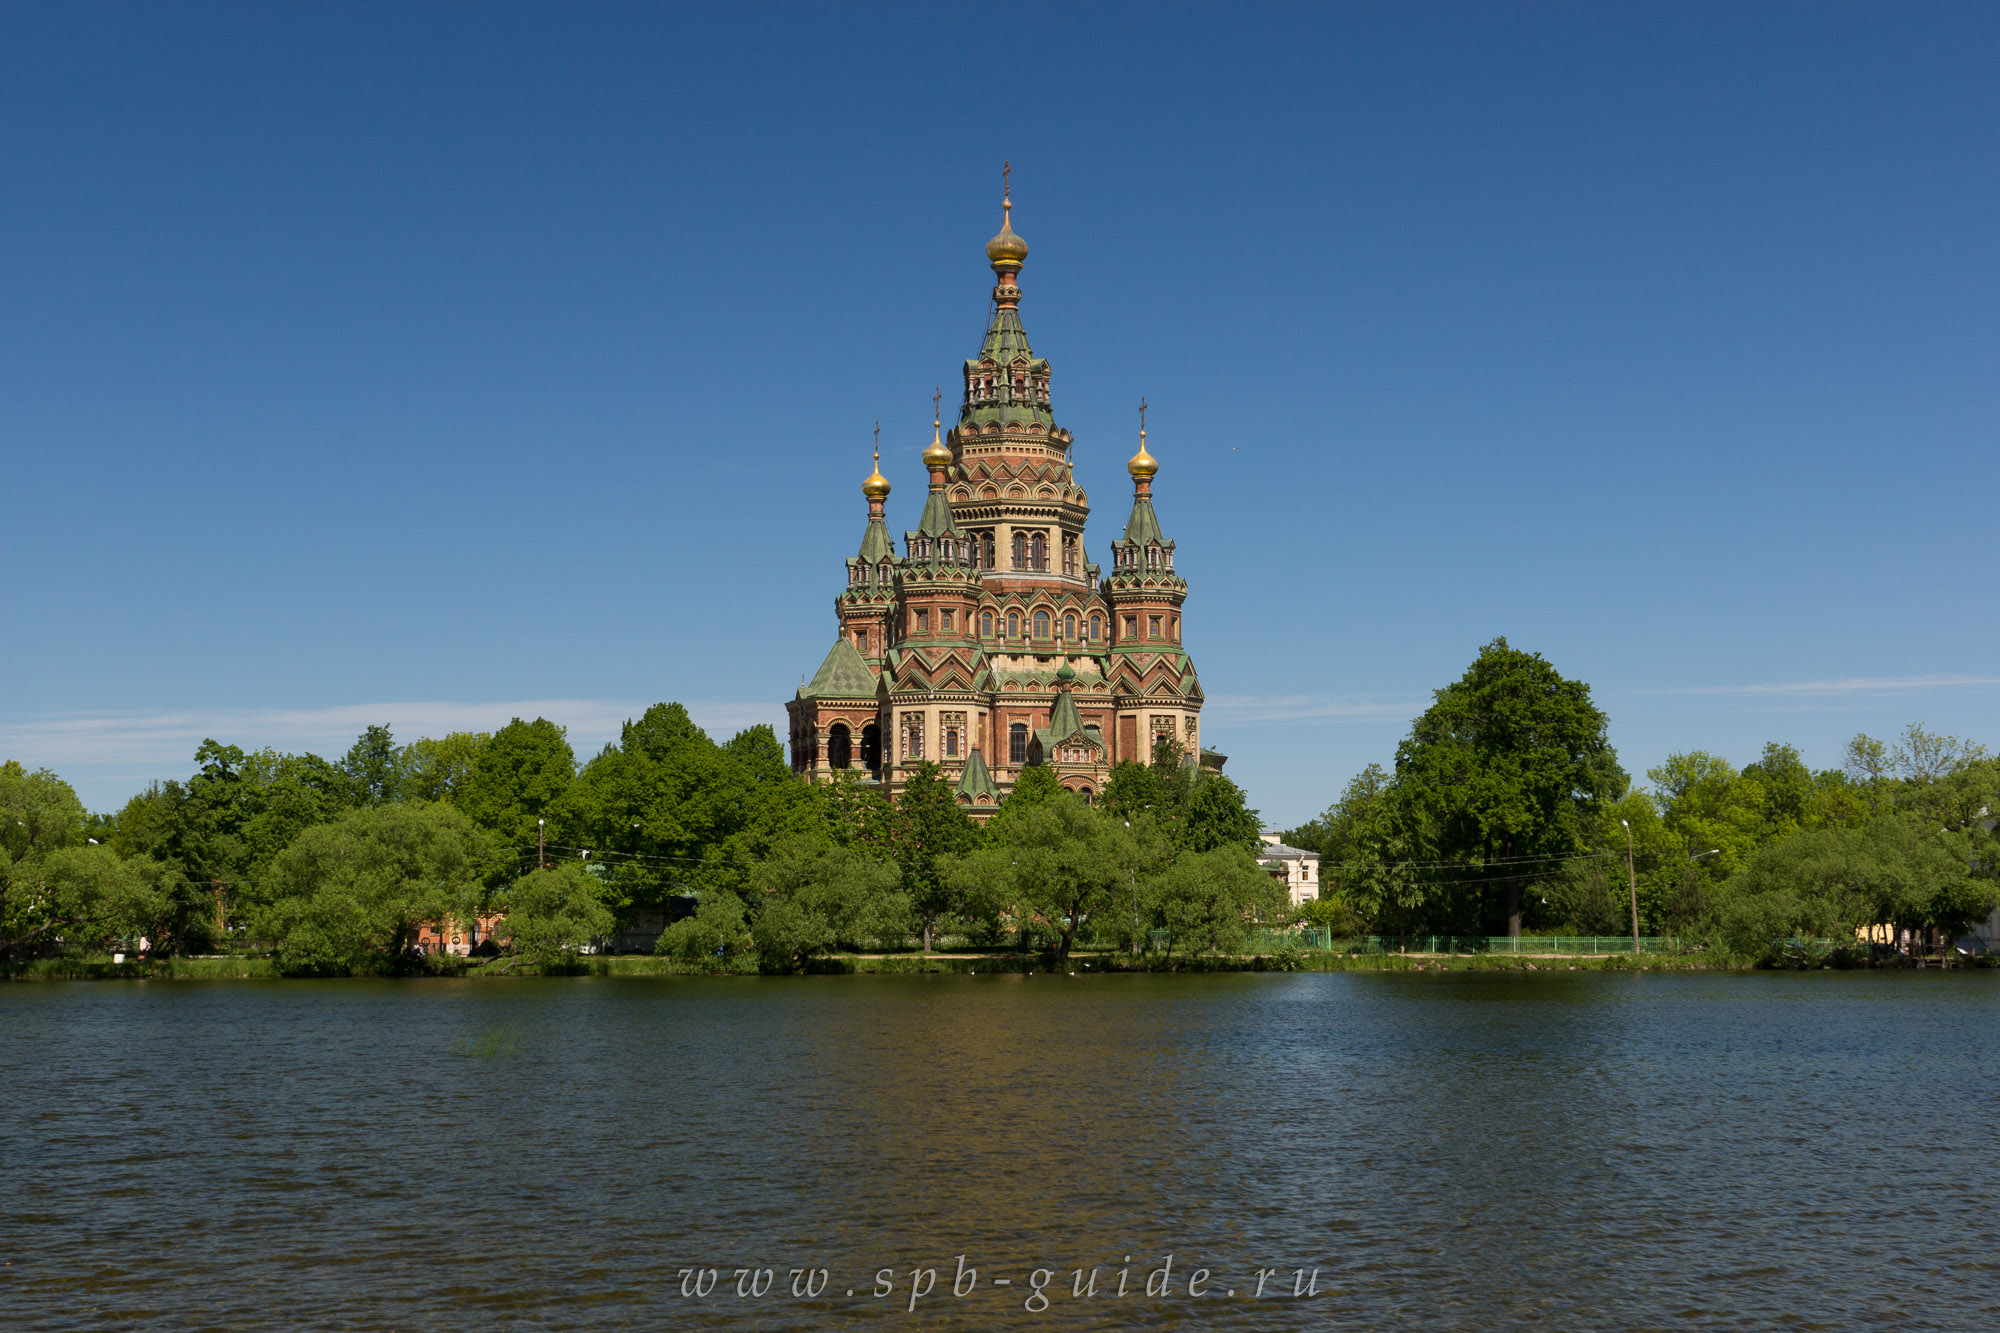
[{"left": 785, "top": 187, "right": 1209, "bottom": 810}]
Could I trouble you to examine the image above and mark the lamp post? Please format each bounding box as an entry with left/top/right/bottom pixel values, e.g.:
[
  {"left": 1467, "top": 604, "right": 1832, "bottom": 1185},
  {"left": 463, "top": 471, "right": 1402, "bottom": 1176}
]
[
  {"left": 1621, "top": 818, "right": 1638, "bottom": 957},
  {"left": 538, "top": 817, "right": 546, "bottom": 871},
  {"left": 1125, "top": 819, "right": 1138, "bottom": 956}
]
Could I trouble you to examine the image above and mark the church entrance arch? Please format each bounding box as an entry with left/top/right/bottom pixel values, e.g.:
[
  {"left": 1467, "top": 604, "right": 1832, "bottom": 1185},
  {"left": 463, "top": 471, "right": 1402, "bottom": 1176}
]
[{"left": 827, "top": 723, "right": 852, "bottom": 769}]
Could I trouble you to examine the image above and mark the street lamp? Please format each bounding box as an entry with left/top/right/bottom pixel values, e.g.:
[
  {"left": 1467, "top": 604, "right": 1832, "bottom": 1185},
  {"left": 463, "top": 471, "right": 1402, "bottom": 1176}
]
[
  {"left": 538, "top": 817, "right": 546, "bottom": 870},
  {"left": 1621, "top": 819, "right": 1639, "bottom": 957}
]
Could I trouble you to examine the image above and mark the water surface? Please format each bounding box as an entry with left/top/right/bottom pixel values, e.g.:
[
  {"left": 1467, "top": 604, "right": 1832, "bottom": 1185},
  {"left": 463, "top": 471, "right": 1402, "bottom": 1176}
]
[{"left": 3, "top": 972, "right": 1996, "bottom": 1329}]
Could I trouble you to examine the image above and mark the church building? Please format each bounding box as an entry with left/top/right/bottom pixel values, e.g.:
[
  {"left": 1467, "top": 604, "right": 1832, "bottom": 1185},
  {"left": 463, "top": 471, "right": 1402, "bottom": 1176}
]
[{"left": 786, "top": 188, "right": 1208, "bottom": 810}]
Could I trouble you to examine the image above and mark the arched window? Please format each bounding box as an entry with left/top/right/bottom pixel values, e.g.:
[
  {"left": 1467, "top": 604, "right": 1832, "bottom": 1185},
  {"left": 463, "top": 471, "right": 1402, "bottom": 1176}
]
[
  {"left": 1009, "top": 723, "right": 1028, "bottom": 765},
  {"left": 1007, "top": 611, "right": 1020, "bottom": 638},
  {"left": 860, "top": 723, "right": 881, "bottom": 774},
  {"left": 1089, "top": 614, "right": 1102, "bottom": 641},
  {"left": 1077, "top": 786, "right": 1093, "bottom": 805},
  {"left": 982, "top": 532, "right": 995, "bottom": 568},
  {"left": 981, "top": 610, "right": 993, "bottom": 637},
  {"left": 1033, "top": 609, "right": 1050, "bottom": 639},
  {"left": 1011, "top": 532, "right": 1026, "bottom": 568},
  {"left": 1063, "top": 613, "right": 1077, "bottom": 641},
  {"left": 1147, "top": 546, "right": 1160, "bottom": 570},
  {"left": 828, "top": 723, "right": 851, "bottom": 770},
  {"left": 1030, "top": 532, "right": 1046, "bottom": 570}
]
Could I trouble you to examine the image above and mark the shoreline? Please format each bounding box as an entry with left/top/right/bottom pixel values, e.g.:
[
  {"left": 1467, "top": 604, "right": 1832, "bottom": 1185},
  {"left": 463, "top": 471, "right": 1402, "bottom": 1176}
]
[{"left": 7, "top": 949, "right": 1987, "bottom": 982}]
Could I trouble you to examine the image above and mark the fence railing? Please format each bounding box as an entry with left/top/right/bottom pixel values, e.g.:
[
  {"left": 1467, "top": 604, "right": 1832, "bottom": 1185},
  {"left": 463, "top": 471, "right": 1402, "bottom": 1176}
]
[{"left": 1247, "top": 931, "right": 1685, "bottom": 955}]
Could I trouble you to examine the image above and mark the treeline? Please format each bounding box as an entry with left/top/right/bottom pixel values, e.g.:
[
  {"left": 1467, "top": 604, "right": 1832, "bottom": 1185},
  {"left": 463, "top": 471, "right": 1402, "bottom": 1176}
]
[
  {"left": 1, "top": 705, "right": 1276, "bottom": 974},
  {"left": 1280, "top": 638, "right": 2000, "bottom": 962}
]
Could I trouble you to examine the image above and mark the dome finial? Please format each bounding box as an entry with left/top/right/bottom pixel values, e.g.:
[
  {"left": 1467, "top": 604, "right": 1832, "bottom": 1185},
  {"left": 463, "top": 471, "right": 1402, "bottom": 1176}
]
[
  {"left": 986, "top": 160, "right": 1029, "bottom": 270},
  {"left": 1128, "top": 397, "right": 1159, "bottom": 480},
  {"left": 922, "top": 386, "right": 952, "bottom": 470},
  {"left": 863, "top": 420, "right": 891, "bottom": 500}
]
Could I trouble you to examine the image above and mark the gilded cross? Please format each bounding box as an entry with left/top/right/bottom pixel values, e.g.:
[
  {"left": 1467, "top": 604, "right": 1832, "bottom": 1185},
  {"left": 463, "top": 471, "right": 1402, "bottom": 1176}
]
[
  {"left": 1138, "top": 397, "right": 1148, "bottom": 433},
  {"left": 873, "top": 420, "right": 880, "bottom": 463},
  {"left": 932, "top": 386, "right": 942, "bottom": 424},
  {"left": 1002, "top": 160, "right": 1011, "bottom": 202}
]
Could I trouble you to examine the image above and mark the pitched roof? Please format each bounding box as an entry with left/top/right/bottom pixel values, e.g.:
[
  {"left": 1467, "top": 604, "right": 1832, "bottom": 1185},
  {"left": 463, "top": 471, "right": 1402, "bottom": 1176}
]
[
  {"left": 955, "top": 748, "right": 997, "bottom": 800},
  {"left": 800, "top": 637, "right": 878, "bottom": 699},
  {"left": 1120, "top": 494, "right": 1165, "bottom": 546},
  {"left": 858, "top": 516, "right": 895, "bottom": 563}
]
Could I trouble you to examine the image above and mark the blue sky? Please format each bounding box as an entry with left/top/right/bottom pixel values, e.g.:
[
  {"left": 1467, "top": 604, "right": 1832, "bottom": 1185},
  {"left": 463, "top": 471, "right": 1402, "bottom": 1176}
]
[{"left": 3, "top": 2, "right": 1996, "bottom": 826}]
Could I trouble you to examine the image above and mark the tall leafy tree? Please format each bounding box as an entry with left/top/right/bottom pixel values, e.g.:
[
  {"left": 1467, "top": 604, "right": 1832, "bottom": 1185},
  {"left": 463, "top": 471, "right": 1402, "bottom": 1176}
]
[
  {"left": 1391, "top": 638, "right": 1626, "bottom": 937},
  {"left": 340, "top": 724, "right": 408, "bottom": 806},
  {"left": 402, "top": 732, "right": 491, "bottom": 803},
  {"left": 458, "top": 717, "right": 577, "bottom": 858},
  {"left": 893, "top": 761, "right": 981, "bottom": 951}
]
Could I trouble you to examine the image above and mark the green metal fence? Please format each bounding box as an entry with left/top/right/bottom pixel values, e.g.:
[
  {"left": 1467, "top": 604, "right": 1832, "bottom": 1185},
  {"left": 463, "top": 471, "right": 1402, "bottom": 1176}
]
[{"left": 1247, "top": 930, "right": 1682, "bottom": 955}]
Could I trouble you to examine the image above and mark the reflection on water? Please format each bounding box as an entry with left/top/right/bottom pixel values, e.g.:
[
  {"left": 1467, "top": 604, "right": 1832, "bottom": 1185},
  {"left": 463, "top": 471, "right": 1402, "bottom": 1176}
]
[{"left": 3, "top": 973, "right": 1997, "bottom": 1329}]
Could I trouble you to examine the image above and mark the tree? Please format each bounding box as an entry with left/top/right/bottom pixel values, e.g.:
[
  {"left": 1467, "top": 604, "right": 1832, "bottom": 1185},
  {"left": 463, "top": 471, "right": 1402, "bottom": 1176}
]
[
  {"left": 502, "top": 863, "right": 614, "bottom": 967},
  {"left": 1178, "top": 773, "right": 1261, "bottom": 854},
  {"left": 1, "top": 845, "right": 164, "bottom": 959},
  {"left": 893, "top": 762, "right": 982, "bottom": 951},
  {"left": 458, "top": 717, "right": 576, "bottom": 855},
  {"left": 1152, "top": 845, "right": 1286, "bottom": 958},
  {"left": 746, "top": 834, "right": 906, "bottom": 972},
  {"left": 654, "top": 892, "right": 753, "bottom": 971},
  {"left": 964, "top": 796, "right": 1141, "bottom": 964},
  {"left": 1892, "top": 724, "right": 1988, "bottom": 784},
  {"left": 1006, "top": 763, "right": 1066, "bottom": 807},
  {"left": 340, "top": 724, "right": 408, "bottom": 806},
  {"left": 1713, "top": 814, "right": 1998, "bottom": 960},
  {"left": 403, "top": 732, "right": 490, "bottom": 803},
  {"left": 1392, "top": 638, "right": 1626, "bottom": 938},
  {"left": 258, "top": 802, "right": 491, "bottom": 975}
]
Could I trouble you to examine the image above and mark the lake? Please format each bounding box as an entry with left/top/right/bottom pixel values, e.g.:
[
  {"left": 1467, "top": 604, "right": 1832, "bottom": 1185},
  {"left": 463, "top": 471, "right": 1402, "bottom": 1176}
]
[{"left": 2, "top": 972, "right": 1996, "bottom": 1329}]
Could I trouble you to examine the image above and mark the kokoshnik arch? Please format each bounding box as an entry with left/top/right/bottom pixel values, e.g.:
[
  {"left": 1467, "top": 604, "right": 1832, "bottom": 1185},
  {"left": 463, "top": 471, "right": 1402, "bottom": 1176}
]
[{"left": 786, "top": 185, "right": 1215, "bottom": 813}]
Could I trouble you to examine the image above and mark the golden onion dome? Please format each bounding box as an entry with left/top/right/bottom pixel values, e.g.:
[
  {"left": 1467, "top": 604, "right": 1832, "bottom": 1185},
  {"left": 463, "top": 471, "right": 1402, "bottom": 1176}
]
[
  {"left": 986, "top": 198, "right": 1029, "bottom": 267},
  {"left": 1127, "top": 427, "right": 1159, "bottom": 480},
  {"left": 922, "top": 415, "right": 952, "bottom": 470},
  {"left": 862, "top": 444, "right": 891, "bottom": 500}
]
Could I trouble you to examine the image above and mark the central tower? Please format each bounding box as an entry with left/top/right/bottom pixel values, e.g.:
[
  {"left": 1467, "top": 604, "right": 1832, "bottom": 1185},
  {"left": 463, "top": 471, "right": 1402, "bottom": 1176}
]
[{"left": 786, "top": 182, "right": 1211, "bottom": 813}]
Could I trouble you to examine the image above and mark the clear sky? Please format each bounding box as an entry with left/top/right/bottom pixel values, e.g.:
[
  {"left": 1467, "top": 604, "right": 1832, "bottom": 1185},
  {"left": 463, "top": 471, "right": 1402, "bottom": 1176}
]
[{"left": 3, "top": 2, "right": 1996, "bottom": 826}]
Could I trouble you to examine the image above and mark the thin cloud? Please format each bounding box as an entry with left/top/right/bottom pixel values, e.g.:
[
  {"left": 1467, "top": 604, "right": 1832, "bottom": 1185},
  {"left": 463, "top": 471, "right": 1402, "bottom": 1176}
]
[
  {"left": 1632, "top": 675, "right": 2000, "bottom": 699},
  {"left": 1205, "top": 693, "right": 1426, "bottom": 725},
  {"left": 0, "top": 699, "right": 785, "bottom": 770}
]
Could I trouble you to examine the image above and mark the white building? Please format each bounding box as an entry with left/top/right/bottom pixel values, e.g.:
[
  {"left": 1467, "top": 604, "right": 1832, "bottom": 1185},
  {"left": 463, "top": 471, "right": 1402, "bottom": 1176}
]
[{"left": 1258, "top": 831, "right": 1320, "bottom": 907}]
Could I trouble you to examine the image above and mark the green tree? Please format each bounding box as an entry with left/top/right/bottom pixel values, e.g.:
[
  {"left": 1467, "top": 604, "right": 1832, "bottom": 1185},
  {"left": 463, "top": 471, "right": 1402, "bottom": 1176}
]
[
  {"left": 1152, "top": 845, "right": 1286, "bottom": 958},
  {"left": 746, "top": 834, "right": 906, "bottom": 972},
  {"left": 258, "top": 802, "right": 491, "bottom": 975},
  {"left": 1391, "top": 638, "right": 1626, "bottom": 938},
  {"left": 1006, "top": 763, "right": 1066, "bottom": 807},
  {"left": 2, "top": 844, "right": 165, "bottom": 958},
  {"left": 458, "top": 717, "right": 577, "bottom": 854},
  {"left": 893, "top": 761, "right": 982, "bottom": 951},
  {"left": 340, "top": 724, "right": 408, "bottom": 806},
  {"left": 404, "top": 731, "right": 491, "bottom": 803},
  {"left": 502, "top": 863, "right": 614, "bottom": 967},
  {"left": 654, "top": 892, "right": 753, "bottom": 971},
  {"left": 964, "top": 795, "right": 1141, "bottom": 964},
  {"left": 1178, "top": 772, "right": 1261, "bottom": 854}
]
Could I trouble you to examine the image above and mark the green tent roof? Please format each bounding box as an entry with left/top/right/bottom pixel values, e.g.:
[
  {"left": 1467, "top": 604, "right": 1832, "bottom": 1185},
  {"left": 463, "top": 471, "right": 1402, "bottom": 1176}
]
[
  {"left": 955, "top": 748, "right": 997, "bottom": 800},
  {"left": 801, "top": 637, "right": 878, "bottom": 699}
]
